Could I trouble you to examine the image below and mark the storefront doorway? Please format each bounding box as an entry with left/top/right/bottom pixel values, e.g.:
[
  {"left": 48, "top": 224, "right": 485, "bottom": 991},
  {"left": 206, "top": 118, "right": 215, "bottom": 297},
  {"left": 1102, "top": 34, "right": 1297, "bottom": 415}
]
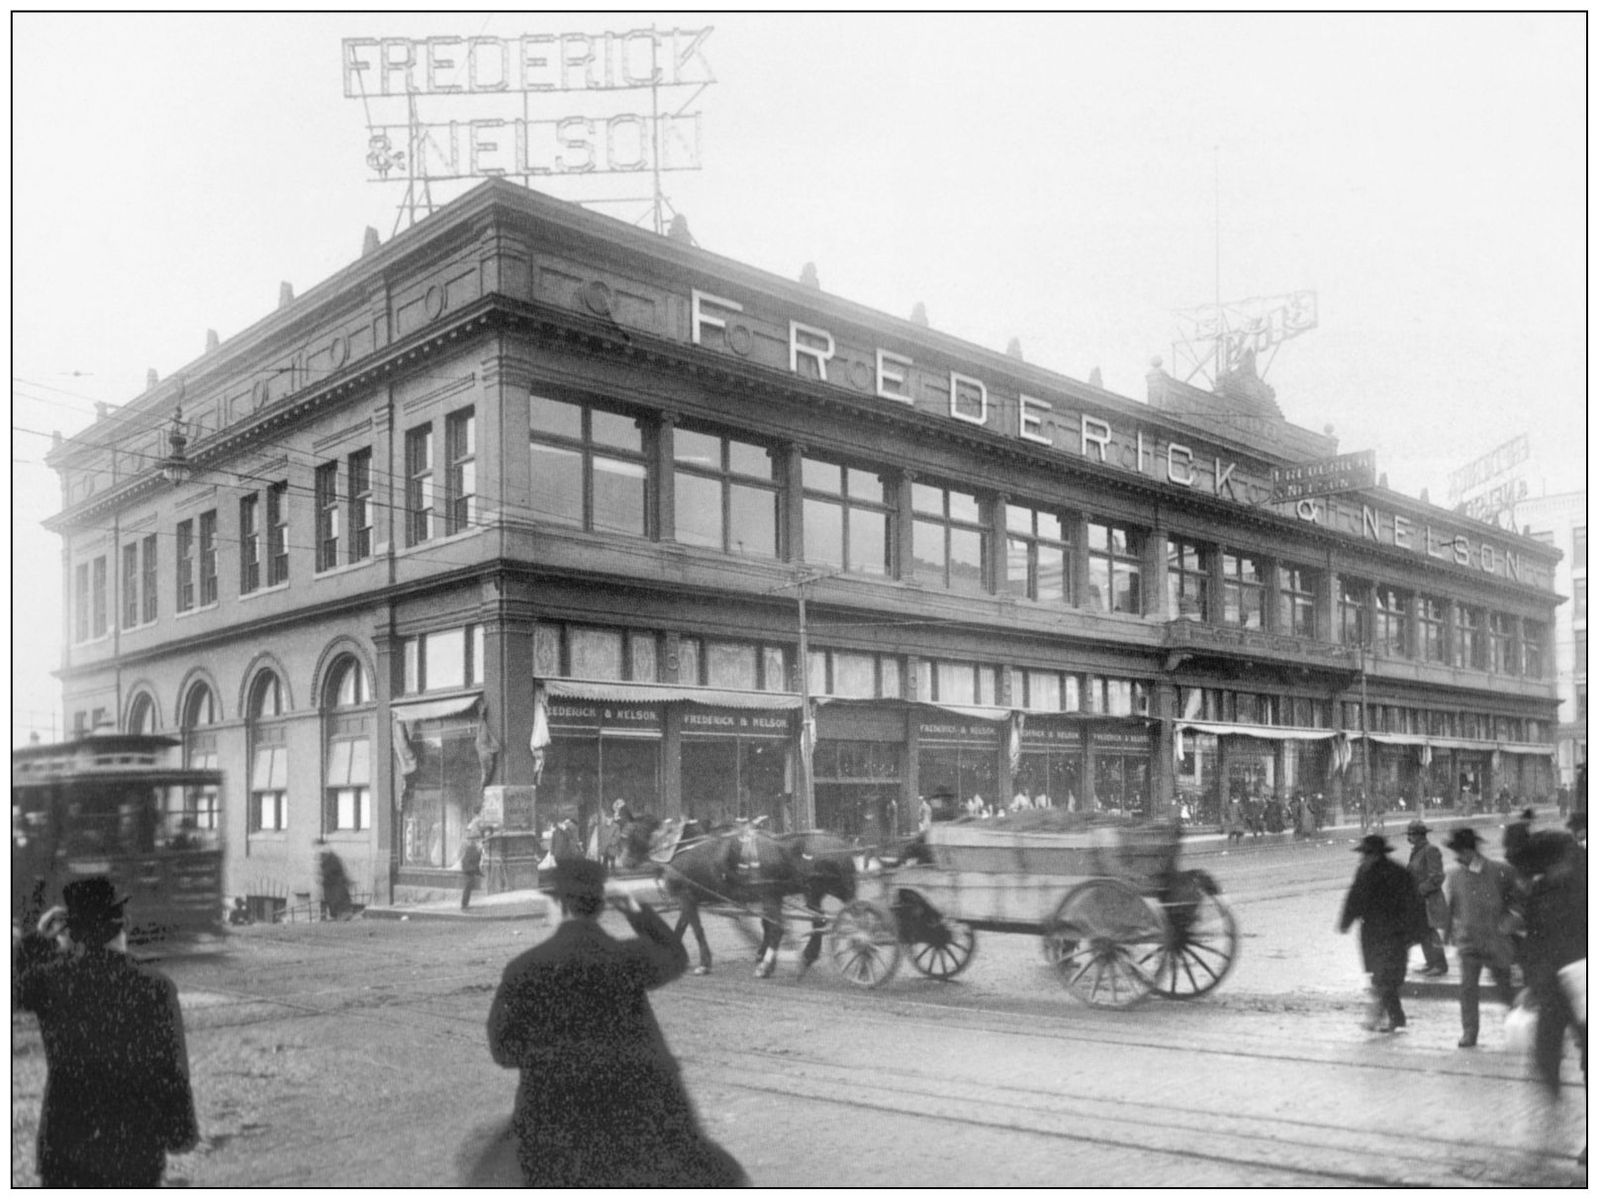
[
  {"left": 542, "top": 701, "right": 662, "bottom": 851},
  {"left": 917, "top": 717, "right": 1001, "bottom": 817},
  {"left": 680, "top": 713, "right": 792, "bottom": 830}
]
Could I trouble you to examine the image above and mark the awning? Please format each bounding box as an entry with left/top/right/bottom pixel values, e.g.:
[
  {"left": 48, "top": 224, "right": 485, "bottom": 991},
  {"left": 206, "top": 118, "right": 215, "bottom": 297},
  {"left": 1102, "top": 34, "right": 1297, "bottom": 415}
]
[
  {"left": 1424, "top": 737, "right": 1499, "bottom": 753},
  {"left": 1175, "top": 719, "right": 1337, "bottom": 742},
  {"left": 390, "top": 693, "right": 483, "bottom": 724},
  {"left": 540, "top": 678, "right": 805, "bottom": 711},
  {"left": 1361, "top": 732, "right": 1430, "bottom": 747},
  {"left": 1500, "top": 742, "right": 1558, "bottom": 758}
]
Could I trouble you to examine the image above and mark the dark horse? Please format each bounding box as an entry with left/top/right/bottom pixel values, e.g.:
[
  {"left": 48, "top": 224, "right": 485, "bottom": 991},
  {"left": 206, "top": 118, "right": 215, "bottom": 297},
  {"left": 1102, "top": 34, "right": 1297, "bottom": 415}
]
[{"left": 619, "top": 817, "right": 857, "bottom": 978}]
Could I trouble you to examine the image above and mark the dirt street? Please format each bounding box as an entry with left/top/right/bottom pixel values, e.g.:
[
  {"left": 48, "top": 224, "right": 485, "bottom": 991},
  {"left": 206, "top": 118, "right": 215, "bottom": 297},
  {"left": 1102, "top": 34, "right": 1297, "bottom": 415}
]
[{"left": 11, "top": 832, "right": 1587, "bottom": 1187}]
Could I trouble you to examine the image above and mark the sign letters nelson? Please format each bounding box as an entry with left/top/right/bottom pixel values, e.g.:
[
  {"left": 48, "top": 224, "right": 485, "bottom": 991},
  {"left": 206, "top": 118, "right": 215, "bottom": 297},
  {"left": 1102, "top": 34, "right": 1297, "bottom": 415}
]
[{"left": 1270, "top": 450, "right": 1376, "bottom": 502}]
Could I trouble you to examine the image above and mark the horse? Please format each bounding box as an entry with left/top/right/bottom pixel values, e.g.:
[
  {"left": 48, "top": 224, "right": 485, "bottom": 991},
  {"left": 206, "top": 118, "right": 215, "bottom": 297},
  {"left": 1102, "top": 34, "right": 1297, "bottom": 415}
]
[{"left": 618, "top": 816, "right": 857, "bottom": 978}]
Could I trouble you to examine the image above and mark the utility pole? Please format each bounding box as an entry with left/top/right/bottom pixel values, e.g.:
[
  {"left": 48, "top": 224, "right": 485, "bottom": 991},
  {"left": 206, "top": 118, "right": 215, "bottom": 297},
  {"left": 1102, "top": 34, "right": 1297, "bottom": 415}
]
[
  {"left": 796, "top": 585, "right": 814, "bottom": 830},
  {"left": 1358, "top": 636, "right": 1371, "bottom": 832}
]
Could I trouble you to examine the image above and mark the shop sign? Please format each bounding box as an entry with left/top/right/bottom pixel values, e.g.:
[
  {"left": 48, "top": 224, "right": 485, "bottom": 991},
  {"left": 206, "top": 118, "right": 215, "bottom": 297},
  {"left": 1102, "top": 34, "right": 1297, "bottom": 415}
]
[
  {"left": 685, "top": 288, "right": 1545, "bottom": 587},
  {"left": 682, "top": 708, "right": 791, "bottom": 738},
  {"left": 918, "top": 721, "right": 1001, "bottom": 744},
  {"left": 1021, "top": 721, "right": 1085, "bottom": 747},
  {"left": 1090, "top": 730, "right": 1152, "bottom": 753},
  {"left": 546, "top": 701, "right": 662, "bottom": 733},
  {"left": 1270, "top": 450, "right": 1376, "bottom": 501}
]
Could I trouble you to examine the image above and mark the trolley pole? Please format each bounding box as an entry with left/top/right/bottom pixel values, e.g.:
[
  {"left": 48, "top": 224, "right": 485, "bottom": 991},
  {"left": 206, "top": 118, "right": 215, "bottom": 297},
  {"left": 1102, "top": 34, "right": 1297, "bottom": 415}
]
[{"left": 797, "top": 587, "right": 814, "bottom": 830}]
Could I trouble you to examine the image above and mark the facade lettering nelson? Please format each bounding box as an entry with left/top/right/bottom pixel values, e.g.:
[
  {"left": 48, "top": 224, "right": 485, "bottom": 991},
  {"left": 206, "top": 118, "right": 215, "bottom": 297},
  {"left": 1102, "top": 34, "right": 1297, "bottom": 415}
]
[{"left": 688, "top": 288, "right": 1537, "bottom": 586}]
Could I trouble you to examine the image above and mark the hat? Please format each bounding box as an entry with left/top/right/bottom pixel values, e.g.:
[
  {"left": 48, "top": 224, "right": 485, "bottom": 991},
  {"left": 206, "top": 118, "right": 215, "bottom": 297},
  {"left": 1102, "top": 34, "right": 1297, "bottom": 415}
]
[
  {"left": 550, "top": 859, "right": 606, "bottom": 902},
  {"left": 1406, "top": 820, "right": 1429, "bottom": 837},
  {"left": 1353, "top": 834, "right": 1393, "bottom": 855},
  {"left": 62, "top": 877, "right": 128, "bottom": 933},
  {"left": 1445, "top": 827, "right": 1483, "bottom": 854},
  {"left": 1566, "top": 811, "right": 1587, "bottom": 832}
]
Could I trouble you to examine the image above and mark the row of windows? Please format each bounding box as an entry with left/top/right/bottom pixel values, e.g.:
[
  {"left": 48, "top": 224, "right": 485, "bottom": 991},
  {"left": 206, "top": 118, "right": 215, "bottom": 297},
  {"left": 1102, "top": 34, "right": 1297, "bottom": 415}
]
[
  {"left": 1337, "top": 700, "right": 1551, "bottom": 743},
  {"left": 1338, "top": 577, "right": 1548, "bottom": 677}
]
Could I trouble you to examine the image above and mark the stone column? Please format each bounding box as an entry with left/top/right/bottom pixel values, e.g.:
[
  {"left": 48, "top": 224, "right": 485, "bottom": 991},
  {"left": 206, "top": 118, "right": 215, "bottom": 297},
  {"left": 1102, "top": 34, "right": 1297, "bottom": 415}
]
[{"left": 1151, "top": 682, "right": 1178, "bottom": 817}]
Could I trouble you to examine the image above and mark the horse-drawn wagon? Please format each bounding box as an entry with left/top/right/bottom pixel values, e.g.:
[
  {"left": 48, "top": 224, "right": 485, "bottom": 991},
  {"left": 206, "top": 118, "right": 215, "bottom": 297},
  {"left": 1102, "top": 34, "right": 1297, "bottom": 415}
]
[{"left": 825, "top": 815, "right": 1239, "bottom": 1007}]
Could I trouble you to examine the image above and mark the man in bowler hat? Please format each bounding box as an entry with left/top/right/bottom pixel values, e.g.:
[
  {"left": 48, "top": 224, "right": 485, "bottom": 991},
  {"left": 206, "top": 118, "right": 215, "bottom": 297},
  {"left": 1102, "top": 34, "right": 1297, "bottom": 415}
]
[
  {"left": 1404, "top": 820, "right": 1450, "bottom": 977},
  {"left": 1339, "top": 834, "right": 1428, "bottom": 1033},
  {"left": 1442, "top": 826, "right": 1519, "bottom": 1048},
  {"left": 12, "top": 877, "right": 199, "bottom": 1186},
  {"left": 486, "top": 859, "right": 748, "bottom": 1187}
]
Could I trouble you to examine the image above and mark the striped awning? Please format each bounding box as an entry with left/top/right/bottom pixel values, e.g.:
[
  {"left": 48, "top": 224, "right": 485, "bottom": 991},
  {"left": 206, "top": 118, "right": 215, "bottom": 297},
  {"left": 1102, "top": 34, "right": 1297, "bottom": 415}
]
[{"left": 540, "top": 678, "right": 804, "bottom": 711}]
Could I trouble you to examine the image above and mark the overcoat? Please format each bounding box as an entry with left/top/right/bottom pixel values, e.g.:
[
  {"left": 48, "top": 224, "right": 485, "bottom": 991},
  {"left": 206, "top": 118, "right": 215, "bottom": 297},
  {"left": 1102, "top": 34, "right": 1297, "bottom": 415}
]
[
  {"left": 1406, "top": 840, "right": 1449, "bottom": 929},
  {"left": 1339, "top": 856, "right": 1428, "bottom": 976},
  {"left": 486, "top": 904, "right": 747, "bottom": 1187},
  {"left": 14, "top": 939, "right": 199, "bottom": 1186}
]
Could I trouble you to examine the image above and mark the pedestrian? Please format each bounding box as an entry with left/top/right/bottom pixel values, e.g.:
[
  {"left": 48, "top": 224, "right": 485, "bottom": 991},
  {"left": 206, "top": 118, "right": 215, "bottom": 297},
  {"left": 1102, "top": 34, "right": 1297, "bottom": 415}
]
[
  {"left": 1566, "top": 809, "right": 1587, "bottom": 850},
  {"left": 603, "top": 798, "right": 633, "bottom": 872},
  {"left": 549, "top": 812, "right": 583, "bottom": 865},
  {"left": 1442, "top": 827, "right": 1518, "bottom": 1048},
  {"left": 1404, "top": 821, "right": 1450, "bottom": 978},
  {"left": 12, "top": 877, "right": 199, "bottom": 1187},
  {"left": 1509, "top": 828, "right": 1587, "bottom": 1166},
  {"left": 1223, "top": 795, "right": 1245, "bottom": 844},
  {"left": 917, "top": 796, "right": 933, "bottom": 832},
  {"left": 459, "top": 826, "right": 485, "bottom": 911},
  {"left": 1311, "top": 792, "right": 1327, "bottom": 832},
  {"left": 486, "top": 859, "right": 749, "bottom": 1187},
  {"left": 1338, "top": 834, "right": 1428, "bottom": 1033},
  {"left": 1298, "top": 793, "right": 1317, "bottom": 839}
]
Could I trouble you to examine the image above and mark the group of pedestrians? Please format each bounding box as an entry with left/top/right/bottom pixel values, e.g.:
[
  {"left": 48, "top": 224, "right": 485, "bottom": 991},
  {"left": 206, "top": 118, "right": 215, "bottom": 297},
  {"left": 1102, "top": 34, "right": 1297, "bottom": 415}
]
[{"left": 1340, "top": 812, "right": 1587, "bottom": 1165}]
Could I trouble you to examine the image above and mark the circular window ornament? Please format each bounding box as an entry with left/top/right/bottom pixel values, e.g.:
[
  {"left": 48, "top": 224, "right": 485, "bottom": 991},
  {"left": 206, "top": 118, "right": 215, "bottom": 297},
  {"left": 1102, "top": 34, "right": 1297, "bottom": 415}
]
[
  {"left": 329, "top": 333, "right": 350, "bottom": 369},
  {"left": 725, "top": 323, "right": 753, "bottom": 357},
  {"left": 424, "top": 285, "right": 447, "bottom": 321},
  {"left": 578, "top": 280, "right": 614, "bottom": 318}
]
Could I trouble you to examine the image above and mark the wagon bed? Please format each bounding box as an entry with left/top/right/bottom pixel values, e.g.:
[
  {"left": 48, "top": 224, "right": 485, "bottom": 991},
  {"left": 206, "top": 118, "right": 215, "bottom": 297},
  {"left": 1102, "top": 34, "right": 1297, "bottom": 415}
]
[{"left": 826, "top": 818, "right": 1239, "bottom": 1007}]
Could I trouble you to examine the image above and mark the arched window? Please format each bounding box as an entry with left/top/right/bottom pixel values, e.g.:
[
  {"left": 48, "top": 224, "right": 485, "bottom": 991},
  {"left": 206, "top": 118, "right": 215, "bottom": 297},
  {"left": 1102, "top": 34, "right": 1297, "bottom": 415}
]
[
  {"left": 248, "top": 671, "right": 288, "bottom": 833},
  {"left": 324, "top": 657, "right": 373, "bottom": 834},
  {"left": 127, "top": 693, "right": 157, "bottom": 736},
  {"left": 180, "top": 683, "right": 221, "bottom": 830}
]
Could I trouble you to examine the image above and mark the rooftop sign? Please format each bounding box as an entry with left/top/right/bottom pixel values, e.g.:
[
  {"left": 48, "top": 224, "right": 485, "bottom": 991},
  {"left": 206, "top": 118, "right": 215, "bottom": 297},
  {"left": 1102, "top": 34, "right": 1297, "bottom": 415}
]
[{"left": 1269, "top": 449, "right": 1377, "bottom": 502}]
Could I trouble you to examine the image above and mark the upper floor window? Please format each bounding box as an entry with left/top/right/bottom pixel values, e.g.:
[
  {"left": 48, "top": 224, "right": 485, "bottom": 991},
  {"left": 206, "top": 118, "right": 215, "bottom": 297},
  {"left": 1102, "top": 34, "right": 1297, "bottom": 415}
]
[
  {"left": 534, "top": 623, "right": 659, "bottom": 684},
  {"left": 1454, "top": 603, "right": 1487, "bottom": 670},
  {"left": 1488, "top": 612, "right": 1519, "bottom": 674},
  {"left": 240, "top": 494, "right": 261, "bottom": 593},
  {"left": 248, "top": 672, "right": 287, "bottom": 833},
  {"left": 801, "top": 458, "right": 891, "bottom": 577},
  {"left": 1373, "top": 585, "right": 1408, "bottom": 657},
  {"left": 267, "top": 482, "right": 289, "bottom": 586},
  {"left": 405, "top": 423, "right": 434, "bottom": 546},
  {"left": 673, "top": 429, "right": 779, "bottom": 559},
  {"left": 1522, "top": 620, "right": 1546, "bottom": 679},
  {"left": 1085, "top": 676, "right": 1149, "bottom": 716},
  {"left": 1278, "top": 565, "right": 1318, "bottom": 638},
  {"left": 445, "top": 407, "right": 476, "bottom": 536},
  {"left": 198, "top": 510, "right": 218, "bottom": 606},
  {"left": 805, "top": 649, "right": 899, "bottom": 699},
  {"left": 1576, "top": 578, "right": 1587, "bottom": 624},
  {"left": 1337, "top": 576, "right": 1369, "bottom": 647},
  {"left": 1575, "top": 526, "right": 1587, "bottom": 571},
  {"left": 74, "top": 562, "right": 90, "bottom": 642},
  {"left": 122, "top": 542, "right": 141, "bottom": 629},
  {"left": 1087, "top": 522, "right": 1141, "bottom": 614},
  {"left": 912, "top": 484, "right": 988, "bottom": 593},
  {"left": 177, "top": 519, "right": 195, "bottom": 612},
  {"left": 917, "top": 658, "right": 998, "bottom": 706},
  {"left": 1004, "top": 504, "right": 1070, "bottom": 603},
  {"left": 1010, "top": 668, "right": 1080, "bottom": 712},
  {"left": 1221, "top": 551, "right": 1265, "bottom": 629},
  {"left": 529, "top": 395, "right": 647, "bottom": 536},
  {"left": 141, "top": 535, "right": 157, "bottom": 624},
  {"left": 349, "top": 448, "right": 374, "bottom": 562},
  {"left": 91, "top": 556, "right": 108, "bottom": 638},
  {"left": 402, "top": 624, "right": 485, "bottom": 693},
  {"left": 1417, "top": 596, "right": 1449, "bottom": 663},
  {"left": 325, "top": 656, "right": 373, "bottom": 834},
  {"left": 1167, "top": 538, "right": 1210, "bottom": 620},
  {"left": 315, "top": 461, "right": 341, "bottom": 571}
]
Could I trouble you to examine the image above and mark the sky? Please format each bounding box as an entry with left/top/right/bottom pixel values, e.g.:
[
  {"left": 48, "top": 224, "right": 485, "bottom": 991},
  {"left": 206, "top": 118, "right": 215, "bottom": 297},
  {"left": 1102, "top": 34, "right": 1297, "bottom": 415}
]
[{"left": 9, "top": 12, "right": 1589, "bottom": 743}]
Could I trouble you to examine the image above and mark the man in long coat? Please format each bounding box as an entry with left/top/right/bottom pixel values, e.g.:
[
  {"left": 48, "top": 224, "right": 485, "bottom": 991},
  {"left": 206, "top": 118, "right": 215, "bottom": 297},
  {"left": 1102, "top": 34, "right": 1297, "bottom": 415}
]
[
  {"left": 486, "top": 859, "right": 747, "bottom": 1187},
  {"left": 12, "top": 877, "right": 199, "bottom": 1187},
  {"left": 1404, "top": 820, "right": 1450, "bottom": 976},
  {"left": 1339, "top": 834, "right": 1428, "bottom": 1033}
]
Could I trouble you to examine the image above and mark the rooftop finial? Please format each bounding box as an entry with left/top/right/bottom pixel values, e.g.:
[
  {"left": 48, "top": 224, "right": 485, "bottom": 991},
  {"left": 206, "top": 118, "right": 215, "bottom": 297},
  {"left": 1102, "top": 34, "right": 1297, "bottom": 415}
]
[
  {"left": 800, "top": 262, "right": 820, "bottom": 290},
  {"left": 205, "top": 329, "right": 220, "bottom": 353},
  {"left": 910, "top": 302, "right": 928, "bottom": 327},
  {"left": 279, "top": 281, "right": 294, "bottom": 308},
  {"left": 362, "top": 226, "right": 381, "bottom": 256},
  {"left": 1006, "top": 337, "right": 1023, "bottom": 360}
]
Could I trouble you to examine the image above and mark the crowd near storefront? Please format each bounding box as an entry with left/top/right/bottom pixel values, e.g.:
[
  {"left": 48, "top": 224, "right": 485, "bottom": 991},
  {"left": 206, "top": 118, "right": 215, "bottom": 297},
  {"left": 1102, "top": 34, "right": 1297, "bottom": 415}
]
[{"left": 47, "top": 180, "right": 1564, "bottom": 906}]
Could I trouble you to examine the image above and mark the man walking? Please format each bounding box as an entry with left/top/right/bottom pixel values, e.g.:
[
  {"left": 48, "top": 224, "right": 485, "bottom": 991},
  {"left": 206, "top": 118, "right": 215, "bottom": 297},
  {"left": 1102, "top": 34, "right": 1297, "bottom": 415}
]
[
  {"left": 458, "top": 825, "right": 485, "bottom": 911},
  {"left": 1442, "top": 827, "right": 1518, "bottom": 1048},
  {"left": 1404, "top": 821, "right": 1450, "bottom": 977},
  {"left": 486, "top": 860, "right": 748, "bottom": 1187},
  {"left": 12, "top": 877, "right": 199, "bottom": 1186},
  {"left": 1339, "top": 834, "right": 1427, "bottom": 1033}
]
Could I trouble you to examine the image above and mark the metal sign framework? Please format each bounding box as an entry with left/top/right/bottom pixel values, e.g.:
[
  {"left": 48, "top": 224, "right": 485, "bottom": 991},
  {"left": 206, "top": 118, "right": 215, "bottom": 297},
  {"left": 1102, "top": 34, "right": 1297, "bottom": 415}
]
[
  {"left": 343, "top": 29, "right": 714, "bottom": 236},
  {"left": 1170, "top": 290, "right": 1318, "bottom": 390}
]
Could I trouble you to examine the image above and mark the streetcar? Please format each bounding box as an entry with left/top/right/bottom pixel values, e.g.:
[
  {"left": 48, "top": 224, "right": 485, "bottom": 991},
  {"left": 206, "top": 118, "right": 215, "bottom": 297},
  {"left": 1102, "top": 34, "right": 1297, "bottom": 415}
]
[{"left": 12, "top": 733, "right": 226, "bottom": 940}]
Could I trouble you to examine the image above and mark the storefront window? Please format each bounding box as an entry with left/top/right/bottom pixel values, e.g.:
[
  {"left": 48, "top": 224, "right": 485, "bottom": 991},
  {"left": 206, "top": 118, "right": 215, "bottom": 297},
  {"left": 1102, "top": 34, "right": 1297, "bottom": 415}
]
[
  {"left": 402, "top": 717, "right": 489, "bottom": 867},
  {"left": 816, "top": 739, "right": 903, "bottom": 840},
  {"left": 1016, "top": 740, "right": 1083, "bottom": 810},
  {"left": 1004, "top": 504, "right": 1070, "bottom": 603},
  {"left": 801, "top": 458, "right": 891, "bottom": 577},
  {"left": 681, "top": 734, "right": 790, "bottom": 829},
  {"left": 911, "top": 483, "right": 988, "bottom": 593}
]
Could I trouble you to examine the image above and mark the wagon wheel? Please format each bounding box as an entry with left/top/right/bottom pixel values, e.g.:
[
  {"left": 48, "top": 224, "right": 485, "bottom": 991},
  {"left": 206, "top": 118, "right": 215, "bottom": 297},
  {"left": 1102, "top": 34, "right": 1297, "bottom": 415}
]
[
  {"left": 1139, "top": 869, "right": 1239, "bottom": 1000},
  {"left": 907, "top": 918, "right": 977, "bottom": 980},
  {"left": 1045, "top": 878, "right": 1163, "bottom": 1009},
  {"left": 828, "top": 900, "right": 902, "bottom": 988}
]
